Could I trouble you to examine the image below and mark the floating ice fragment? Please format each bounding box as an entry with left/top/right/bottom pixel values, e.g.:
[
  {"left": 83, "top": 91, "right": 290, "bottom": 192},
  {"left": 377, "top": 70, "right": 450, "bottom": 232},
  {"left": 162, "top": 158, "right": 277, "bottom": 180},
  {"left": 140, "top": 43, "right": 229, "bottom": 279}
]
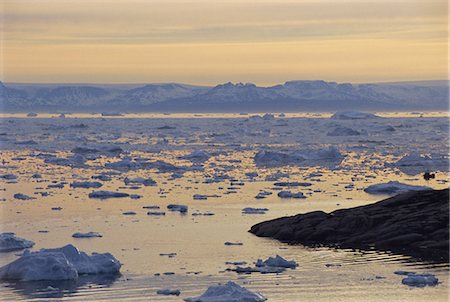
[
  {"left": 13, "top": 193, "right": 35, "bottom": 200},
  {"left": 0, "top": 233, "right": 35, "bottom": 252},
  {"left": 402, "top": 273, "right": 439, "bottom": 287},
  {"left": 224, "top": 242, "right": 243, "bottom": 246},
  {"left": 88, "top": 191, "right": 130, "bottom": 199},
  {"left": 0, "top": 244, "right": 121, "bottom": 281},
  {"left": 167, "top": 204, "right": 188, "bottom": 213},
  {"left": 364, "top": 181, "right": 431, "bottom": 195},
  {"left": 184, "top": 281, "right": 266, "bottom": 302},
  {"left": 157, "top": 289, "right": 181, "bottom": 296},
  {"left": 71, "top": 181, "right": 103, "bottom": 189},
  {"left": 277, "top": 191, "right": 306, "bottom": 199},
  {"left": 242, "top": 208, "right": 268, "bottom": 214},
  {"left": 72, "top": 232, "right": 102, "bottom": 238}
]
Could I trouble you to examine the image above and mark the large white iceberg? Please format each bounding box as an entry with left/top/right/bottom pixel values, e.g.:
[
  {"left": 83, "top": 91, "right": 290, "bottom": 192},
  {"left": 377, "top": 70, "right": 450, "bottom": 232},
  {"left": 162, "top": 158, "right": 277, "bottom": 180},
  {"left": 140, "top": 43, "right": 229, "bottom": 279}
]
[
  {"left": 184, "top": 281, "right": 266, "bottom": 302},
  {"left": 0, "top": 244, "right": 121, "bottom": 281},
  {"left": 364, "top": 181, "right": 432, "bottom": 195},
  {"left": 0, "top": 233, "right": 35, "bottom": 252}
]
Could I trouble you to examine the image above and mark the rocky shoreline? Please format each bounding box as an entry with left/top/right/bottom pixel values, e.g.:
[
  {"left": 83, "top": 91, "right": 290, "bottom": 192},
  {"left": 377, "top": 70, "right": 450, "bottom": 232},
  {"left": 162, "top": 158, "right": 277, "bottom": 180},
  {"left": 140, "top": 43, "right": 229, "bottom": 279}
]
[{"left": 250, "top": 189, "right": 449, "bottom": 262}]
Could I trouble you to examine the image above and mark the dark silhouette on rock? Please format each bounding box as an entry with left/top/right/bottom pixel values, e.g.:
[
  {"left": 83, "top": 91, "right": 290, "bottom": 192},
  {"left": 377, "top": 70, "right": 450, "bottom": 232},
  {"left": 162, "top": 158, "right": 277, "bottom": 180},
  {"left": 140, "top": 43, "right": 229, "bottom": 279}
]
[
  {"left": 424, "top": 172, "right": 436, "bottom": 181},
  {"left": 250, "top": 189, "right": 449, "bottom": 262}
]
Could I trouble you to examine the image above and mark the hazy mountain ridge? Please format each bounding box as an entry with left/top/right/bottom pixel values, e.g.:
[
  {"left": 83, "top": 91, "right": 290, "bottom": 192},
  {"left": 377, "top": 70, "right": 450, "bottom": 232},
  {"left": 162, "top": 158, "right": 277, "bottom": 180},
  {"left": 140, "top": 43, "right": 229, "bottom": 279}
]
[{"left": 1, "top": 80, "right": 448, "bottom": 112}]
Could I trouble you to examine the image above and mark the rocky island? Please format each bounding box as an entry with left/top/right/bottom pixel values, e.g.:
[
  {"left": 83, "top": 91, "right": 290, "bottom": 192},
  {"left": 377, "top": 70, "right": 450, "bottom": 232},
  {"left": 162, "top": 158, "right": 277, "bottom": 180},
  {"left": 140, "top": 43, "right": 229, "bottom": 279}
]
[{"left": 250, "top": 189, "right": 449, "bottom": 262}]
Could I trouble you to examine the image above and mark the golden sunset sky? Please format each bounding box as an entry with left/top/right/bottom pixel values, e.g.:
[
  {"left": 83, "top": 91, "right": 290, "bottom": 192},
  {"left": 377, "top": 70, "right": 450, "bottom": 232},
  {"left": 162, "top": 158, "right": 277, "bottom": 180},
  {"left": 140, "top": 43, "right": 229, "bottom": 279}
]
[{"left": 1, "top": 0, "right": 448, "bottom": 85}]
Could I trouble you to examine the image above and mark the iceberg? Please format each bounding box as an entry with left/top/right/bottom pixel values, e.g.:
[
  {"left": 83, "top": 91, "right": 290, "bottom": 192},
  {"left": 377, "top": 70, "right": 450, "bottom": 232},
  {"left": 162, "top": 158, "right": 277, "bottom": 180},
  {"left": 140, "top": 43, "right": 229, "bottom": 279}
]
[
  {"left": 364, "top": 181, "right": 432, "bottom": 195},
  {"left": 0, "top": 233, "right": 35, "bottom": 252},
  {"left": 184, "top": 281, "right": 266, "bottom": 302},
  {"left": 0, "top": 244, "right": 121, "bottom": 281}
]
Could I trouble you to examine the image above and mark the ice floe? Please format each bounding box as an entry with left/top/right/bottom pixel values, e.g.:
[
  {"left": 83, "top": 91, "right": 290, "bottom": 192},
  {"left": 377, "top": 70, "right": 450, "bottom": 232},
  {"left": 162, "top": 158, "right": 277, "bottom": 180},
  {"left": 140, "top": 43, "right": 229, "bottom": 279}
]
[
  {"left": 242, "top": 207, "right": 268, "bottom": 214},
  {"left": 0, "top": 233, "right": 35, "bottom": 252},
  {"left": 277, "top": 191, "right": 306, "bottom": 199},
  {"left": 364, "top": 181, "right": 432, "bottom": 195},
  {"left": 70, "top": 181, "right": 103, "bottom": 189},
  {"left": 157, "top": 289, "right": 181, "bottom": 296},
  {"left": 88, "top": 191, "right": 130, "bottom": 199},
  {"left": 167, "top": 204, "right": 188, "bottom": 213},
  {"left": 72, "top": 232, "right": 102, "bottom": 238},
  {"left": 13, "top": 193, "right": 35, "bottom": 200},
  {"left": 400, "top": 272, "right": 439, "bottom": 287}
]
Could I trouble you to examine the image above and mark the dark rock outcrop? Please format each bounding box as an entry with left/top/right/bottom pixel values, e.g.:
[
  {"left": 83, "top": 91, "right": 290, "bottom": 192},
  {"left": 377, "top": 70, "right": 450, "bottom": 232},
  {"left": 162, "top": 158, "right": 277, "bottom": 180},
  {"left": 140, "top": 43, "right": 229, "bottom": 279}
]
[{"left": 250, "top": 189, "right": 449, "bottom": 262}]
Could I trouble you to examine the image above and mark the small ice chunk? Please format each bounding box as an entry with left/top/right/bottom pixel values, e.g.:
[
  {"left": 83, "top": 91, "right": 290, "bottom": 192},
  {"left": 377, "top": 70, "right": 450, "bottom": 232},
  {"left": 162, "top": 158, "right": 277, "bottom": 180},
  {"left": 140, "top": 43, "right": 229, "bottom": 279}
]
[
  {"left": 122, "top": 211, "right": 136, "bottom": 215},
  {"left": 70, "top": 181, "right": 103, "bottom": 189},
  {"left": 277, "top": 191, "right": 306, "bottom": 199},
  {"left": 193, "top": 194, "right": 208, "bottom": 200},
  {"left": 72, "top": 232, "right": 102, "bottom": 238},
  {"left": 13, "top": 193, "right": 35, "bottom": 200},
  {"left": 0, "top": 174, "right": 17, "bottom": 180},
  {"left": 147, "top": 211, "right": 166, "bottom": 216},
  {"left": 224, "top": 242, "right": 243, "bottom": 246},
  {"left": 242, "top": 207, "right": 268, "bottom": 214},
  {"left": 167, "top": 204, "right": 188, "bottom": 213},
  {"left": 402, "top": 273, "right": 439, "bottom": 287},
  {"left": 157, "top": 289, "right": 181, "bottom": 296},
  {"left": 0, "top": 233, "right": 35, "bottom": 252},
  {"left": 124, "top": 177, "right": 157, "bottom": 186},
  {"left": 184, "top": 281, "right": 266, "bottom": 302},
  {"left": 88, "top": 191, "right": 130, "bottom": 199}
]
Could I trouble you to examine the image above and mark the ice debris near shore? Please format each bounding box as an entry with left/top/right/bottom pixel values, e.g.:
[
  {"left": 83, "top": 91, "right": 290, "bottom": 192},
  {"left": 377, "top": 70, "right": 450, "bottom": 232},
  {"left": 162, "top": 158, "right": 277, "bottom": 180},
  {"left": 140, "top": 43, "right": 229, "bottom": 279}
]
[
  {"left": 184, "top": 281, "right": 266, "bottom": 302},
  {"left": 72, "top": 232, "right": 102, "bottom": 238},
  {"left": 330, "top": 111, "right": 380, "bottom": 120},
  {"left": 88, "top": 191, "right": 130, "bottom": 199},
  {"left": 0, "top": 233, "right": 35, "bottom": 252},
  {"left": 364, "top": 181, "right": 432, "bottom": 195},
  {"left": 254, "top": 147, "right": 343, "bottom": 167},
  {"left": 0, "top": 244, "right": 121, "bottom": 281},
  {"left": 257, "top": 255, "right": 298, "bottom": 268}
]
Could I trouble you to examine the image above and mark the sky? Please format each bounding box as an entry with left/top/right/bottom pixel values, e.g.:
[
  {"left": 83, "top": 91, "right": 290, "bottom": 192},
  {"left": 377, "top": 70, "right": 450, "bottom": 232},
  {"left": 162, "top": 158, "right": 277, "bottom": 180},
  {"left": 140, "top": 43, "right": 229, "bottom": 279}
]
[{"left": 1, "top": 0, "right": 448, "bottom": 85}]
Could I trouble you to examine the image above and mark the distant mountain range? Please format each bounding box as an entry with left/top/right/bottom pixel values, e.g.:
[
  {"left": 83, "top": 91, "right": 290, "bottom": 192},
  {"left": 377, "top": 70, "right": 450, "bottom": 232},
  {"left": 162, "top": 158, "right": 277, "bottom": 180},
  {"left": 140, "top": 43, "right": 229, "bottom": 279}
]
[{"left": 1, "top": 80, "right": 448, "bottom": 112}]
